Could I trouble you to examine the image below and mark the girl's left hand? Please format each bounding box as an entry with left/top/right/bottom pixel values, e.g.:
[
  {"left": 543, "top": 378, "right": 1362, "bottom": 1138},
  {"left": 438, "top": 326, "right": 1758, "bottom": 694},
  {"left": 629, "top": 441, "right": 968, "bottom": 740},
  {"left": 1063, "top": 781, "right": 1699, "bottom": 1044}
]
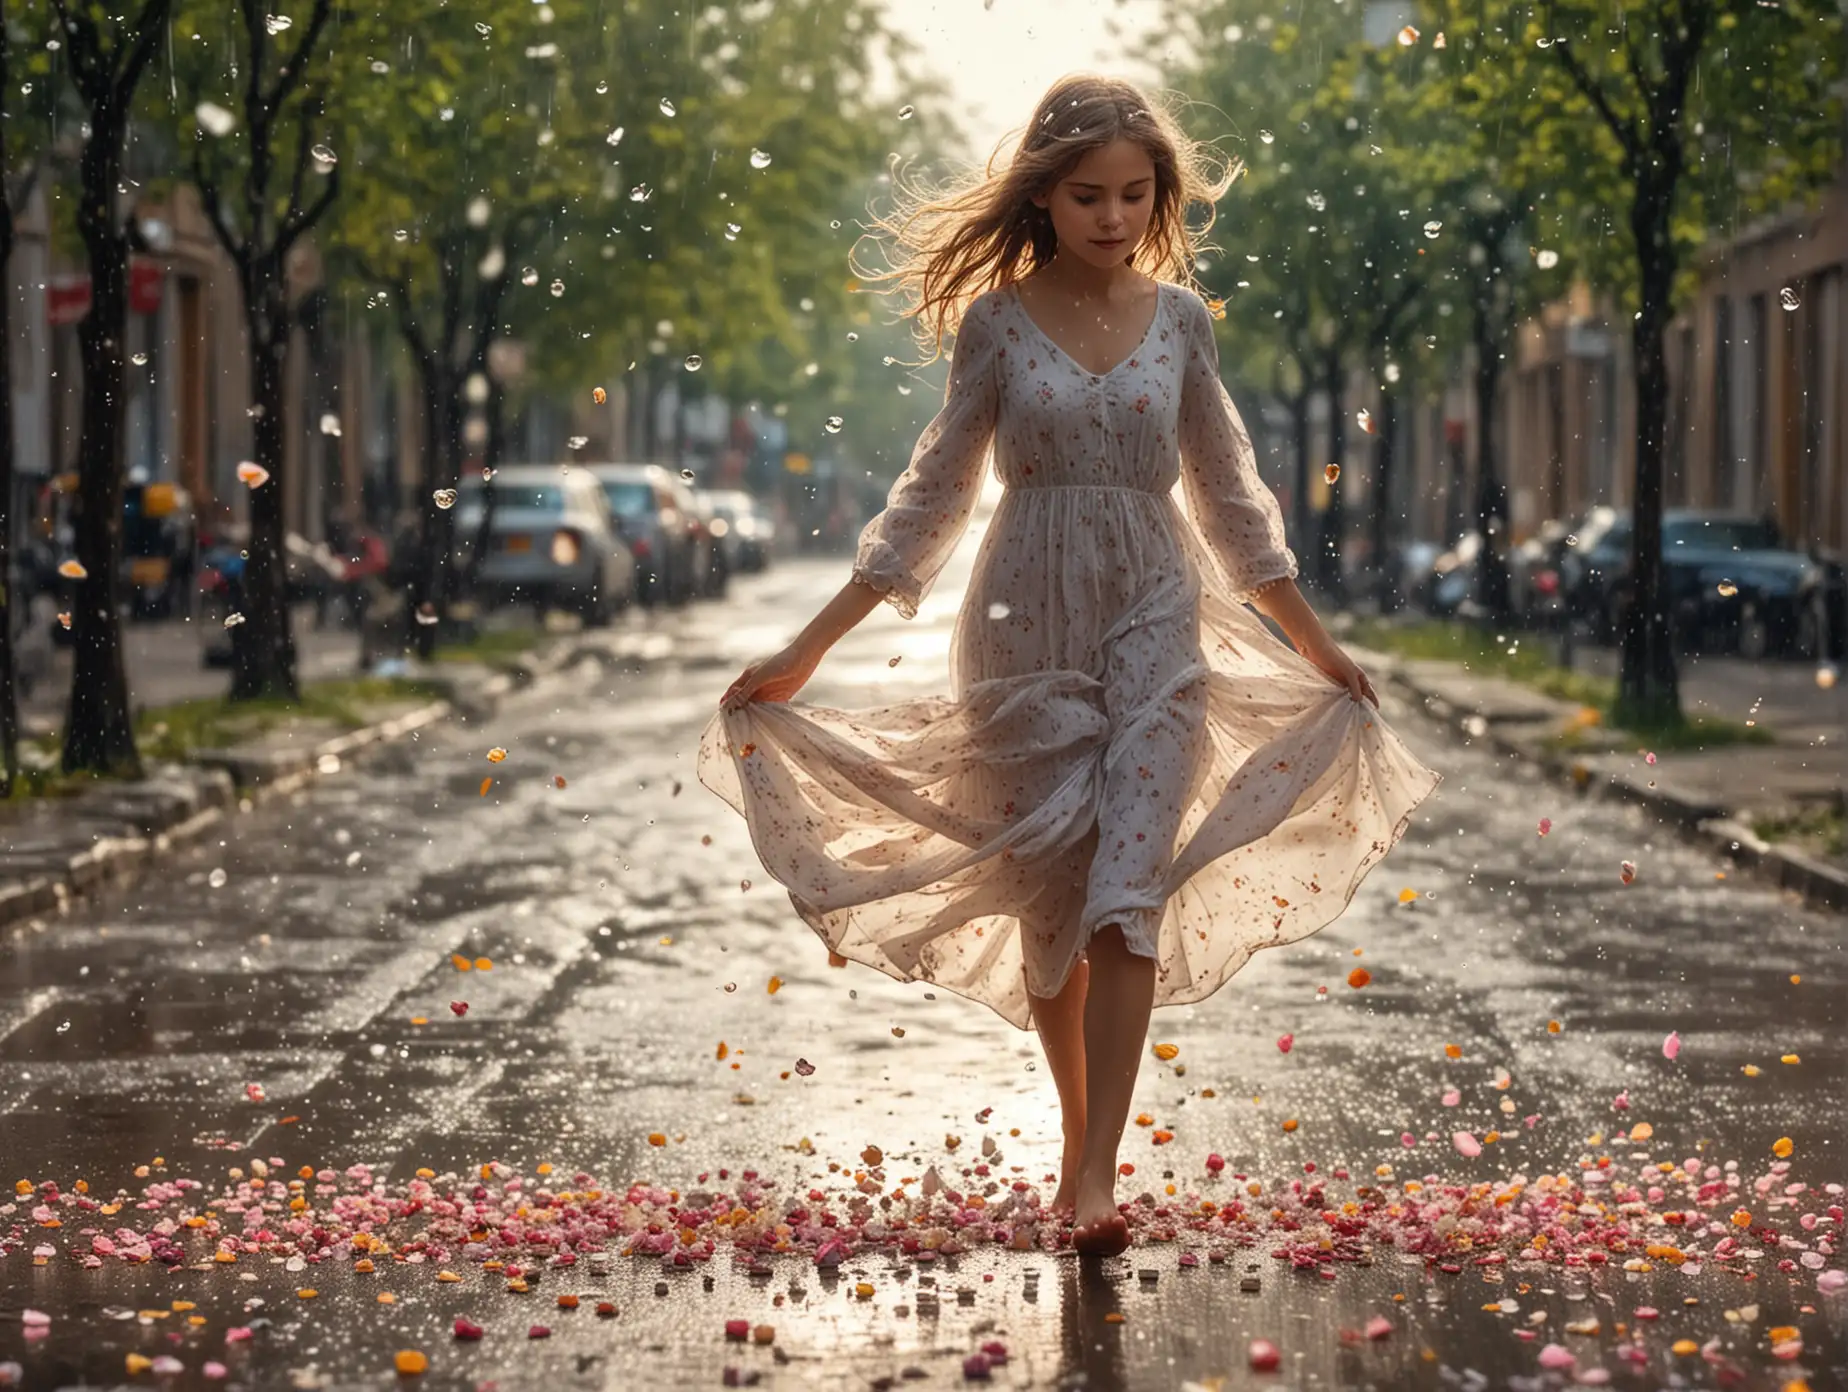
[{"left": 1303, "top": 638, "right": 1378, "bottom": 707}]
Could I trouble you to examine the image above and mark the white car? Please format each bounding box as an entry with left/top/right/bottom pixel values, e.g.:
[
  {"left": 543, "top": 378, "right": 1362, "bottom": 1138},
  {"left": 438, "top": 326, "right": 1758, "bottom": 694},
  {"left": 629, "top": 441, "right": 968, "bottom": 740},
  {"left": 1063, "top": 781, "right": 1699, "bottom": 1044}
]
[{"left": 452, "top": 465, "right": 636, "bottom": 625}]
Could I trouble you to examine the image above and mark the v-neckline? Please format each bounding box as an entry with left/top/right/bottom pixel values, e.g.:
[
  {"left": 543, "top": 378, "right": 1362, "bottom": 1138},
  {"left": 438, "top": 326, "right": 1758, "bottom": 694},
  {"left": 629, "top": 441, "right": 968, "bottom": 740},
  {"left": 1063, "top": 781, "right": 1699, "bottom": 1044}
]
[{"left": 1010, "top": 281, "right": 1165, "bottom": 381}]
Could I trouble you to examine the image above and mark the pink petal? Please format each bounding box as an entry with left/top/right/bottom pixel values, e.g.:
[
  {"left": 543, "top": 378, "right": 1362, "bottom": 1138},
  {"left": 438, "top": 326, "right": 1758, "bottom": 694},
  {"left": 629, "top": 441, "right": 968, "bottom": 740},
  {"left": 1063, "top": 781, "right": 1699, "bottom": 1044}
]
[
  {"left": 1537, "top": 1343, "right": 1577, "bottom": 1370},
  {"left": 1452, "top": 1132, "right": 1482, "bottom": 1158},
  {"left": 1248, "top": 1339, "right": 1281, "bottom": 1371},
  {"left": 20, "top": 1311, "right": 48, "bottom": 1328},
  {"left": 1817, "top": 1269, "right": 1847, "bottom": 1293},
  {"left": 1441, "top": 1089, "right": 1461, "bottom": 1107},
  {"left": 1662, "top": 1031, "right": 1681, "bottom": 1061},
  {"left": 1276, "top": 1033, "right": 1294, "bottom": 1054},
  {"left": 1400, "top": 1132, "right": 1417, "bottom": 1147},
  {"left": 1537, "top": 817, "right": 1552, "bottom": 836},
  {"left": 203, "top": 1363, "right": 228, "bottom": 1381},
  {"left": 1364, "top": 1315, "right": 1393, "bottom": 1340}
]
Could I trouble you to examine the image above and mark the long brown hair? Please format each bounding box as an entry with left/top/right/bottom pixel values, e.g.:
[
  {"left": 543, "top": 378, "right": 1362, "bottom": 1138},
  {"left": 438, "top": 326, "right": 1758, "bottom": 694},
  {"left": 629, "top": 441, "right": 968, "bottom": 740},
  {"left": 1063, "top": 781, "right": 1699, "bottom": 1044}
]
[{"left": 858, "top": 75, "right": 1239, "bottom": 359}]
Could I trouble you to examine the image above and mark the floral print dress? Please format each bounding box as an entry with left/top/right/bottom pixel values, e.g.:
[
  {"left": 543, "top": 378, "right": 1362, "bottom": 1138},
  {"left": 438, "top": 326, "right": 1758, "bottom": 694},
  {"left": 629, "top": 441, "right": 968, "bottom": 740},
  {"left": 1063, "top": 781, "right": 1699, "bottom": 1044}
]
[{"left": 698, "top": 283, "right": 1440, "bottom": 1029}]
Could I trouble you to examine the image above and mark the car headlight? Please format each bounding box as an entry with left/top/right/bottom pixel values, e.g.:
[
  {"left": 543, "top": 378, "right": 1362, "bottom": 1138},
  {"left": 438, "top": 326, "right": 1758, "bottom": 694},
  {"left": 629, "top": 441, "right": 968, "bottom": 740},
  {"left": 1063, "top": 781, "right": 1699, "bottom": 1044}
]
[{"left": 709, "top": 517, "right": 730, "bottom": 538}]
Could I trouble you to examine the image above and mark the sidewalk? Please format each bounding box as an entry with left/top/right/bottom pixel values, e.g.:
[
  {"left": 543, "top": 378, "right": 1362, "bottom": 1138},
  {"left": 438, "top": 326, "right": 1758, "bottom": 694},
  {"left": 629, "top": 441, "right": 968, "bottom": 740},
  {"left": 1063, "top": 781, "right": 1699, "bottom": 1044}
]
[{"left": 1356, "top": 644, "right": 1848, "bottom": 910}]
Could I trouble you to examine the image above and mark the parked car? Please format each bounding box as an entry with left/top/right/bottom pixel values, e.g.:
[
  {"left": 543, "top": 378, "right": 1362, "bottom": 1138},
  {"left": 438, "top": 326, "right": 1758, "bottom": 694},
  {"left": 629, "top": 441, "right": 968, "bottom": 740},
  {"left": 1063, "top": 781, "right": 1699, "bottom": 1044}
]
[
  {"left": 586, "top": 464, "right": 707, "bottom": 605},
  {"left": 1559, "top": 507, "right": 1843, "bottom": 657},
  {"left": 700, "top": 489, "right": 775, "bottom": 573},
  {"left": 452, "top": 465, "right": 636, "bottom": 625},
  {"left": 688, "top": 489, "right": 731, "bottom": 598}
]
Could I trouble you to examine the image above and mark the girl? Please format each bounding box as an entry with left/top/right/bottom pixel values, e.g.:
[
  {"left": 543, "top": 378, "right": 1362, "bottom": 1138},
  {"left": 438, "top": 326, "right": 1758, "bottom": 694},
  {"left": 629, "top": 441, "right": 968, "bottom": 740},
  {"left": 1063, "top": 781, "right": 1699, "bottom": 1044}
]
[{"left": 699, "top": 75, "right": 1439, "bottom": 1258}]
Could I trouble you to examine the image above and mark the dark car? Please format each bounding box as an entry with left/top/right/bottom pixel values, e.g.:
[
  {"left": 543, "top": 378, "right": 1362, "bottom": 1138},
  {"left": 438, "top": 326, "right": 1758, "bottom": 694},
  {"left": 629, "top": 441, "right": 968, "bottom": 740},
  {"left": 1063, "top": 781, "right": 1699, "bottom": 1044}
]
[
  {"left": 1562, "top": 508, "right": 1842, "bottom": 658},
  {"left": 1509, "top": 518, "right": 1577, "bottom": 629},
  {"left": 588, "top": 464, "right": 710, "bottom": 605}
]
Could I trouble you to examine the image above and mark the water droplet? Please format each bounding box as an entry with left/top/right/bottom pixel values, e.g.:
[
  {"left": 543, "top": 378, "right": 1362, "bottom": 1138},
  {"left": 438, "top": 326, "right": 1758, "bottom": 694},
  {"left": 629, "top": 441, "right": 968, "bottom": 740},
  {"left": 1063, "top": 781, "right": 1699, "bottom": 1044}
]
[
  {"left": 987, "top": 602, "right": 1011, "bottom": 621},
  {"left": 194, "top": 102, "right": 235, "bottom": 137},
  {"left": 1422, "top": 220, "right": 1442, "bottom": 239},
  {"left": 846, "top": 332, "right": 858, "bottom": 342},
  {"left": 415, "top": 603, "right": 439, "bottom": 626},
  {"left": 474, "top": 20, "right": 490, "bottom": 34},
  {"left": 567, "top": 435, "right": 589, "bottom": 450},
  {"left": 898, "top": 104, "right": 915, "bottom": 120},
  {"left": 521, "top": 267, "right": 539, "bottom": 287},
  {"left": 1306, "top": 191, "right": 1326, "bottom": 213},
  {"left": 684, "top": 354, "right": 703, "bottom": 372},
  {"left": 749, "top": 148, "right": 772, "bottom": 169},
  {"left": 55, "top": 1019, "right": 71, "bottom": 1034},
  {"left": 824, "top": 415, "right": 844, "bottom": 434},
  {"left": 606, "top": 126, "right": 625, "bottom": 148},
  {"left": 723, "top": 222, "right": 741, "bottom": 241},
  {"left": 319, "top": 413, "right": 341, "bottom": 437},
  {"left": 1780, "top": 286, "right": 1800, "bottom": 311},
  {"left": 596, "top": 80, "right": 609, "bottom": 94},
  {"left": 550, "top": 279, "right": 566, "bottom": 297},
  {"left": 130, "top": 352, "right": 148, "bottom": 366},
  {"left": 393, "top": 228, "right": 409, "bottom": 243},
  {"left": 433, "top": 488, "right": 458, "bottom": 510},
  {"left": 681, "top": 469, "right": 696, "bottom": 481},
  {"left": 264, "top": 13, "right": 292, "bottom": 33},
  {"left": 208, "top": 868, "right": 229, "bottom": 888},
  {"left": 659, "top": 97, "right": 676, "bottom": 117},
  {"left": 1536, "top": 249, "right": 1560, "bottom": 270},
  {"left": 629, "top": 184, "right": 653, "bottom": 203},
  {"left": 223, "top": 612, "right": 246, "bottom": 628},
  {"left": 310, "top": 143, "right": 337, "bottom": 173},
  {"left": 370, "top": 60, "right": 389, "bottom": 74},
  {"left": 1259, "top": 129, "right": 1274, "bottom": 145}
]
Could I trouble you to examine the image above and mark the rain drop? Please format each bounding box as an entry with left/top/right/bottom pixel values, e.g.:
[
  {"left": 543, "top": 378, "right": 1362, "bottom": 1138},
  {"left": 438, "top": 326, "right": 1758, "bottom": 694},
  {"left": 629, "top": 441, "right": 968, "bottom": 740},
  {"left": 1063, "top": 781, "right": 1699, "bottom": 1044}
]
[
  {"left": 749, "top": 148, "right": 772, "bottom": 169},
  {"left": 1422, "top": 220, "right": 1442, "bottom": 239},
  {"left": 319, "top": 414, "right": 341, "bottom": 437},
  {"left": 208, "top": 868, "right": 229, "bottom": 888},
  {"left": 629, "top": 183, "right": 653, "bottom": 203},
  {"left": 681, "top": 469, "right": 696, "bottom": 481},
  {"left": 846, "top": 332, "right": 858, "bottom": 342},
  {"left": 824, "top": 415, "right": 844, "bottom": 434},
  {"left": 433, "top": 489, "right": 458, "bottom": 510},
  {"left": 724, "top": 223, "right": 741, "bottom": 241},
  {"left": 415, "top": 604, "right": 439, "bottom": 626},
  {"left": 521, "top": 267, "right": 539, "bottom": 287},
  {"left": 684, "top": 354, "right": 703, "bottom": 372},
  {"left": 370, "top": 60, "right": 388, "bottom": 75},
  {"left": 131, "top": 352, "right": 148, "bottom": 366},
  {"left": 550, "top": 279, "right": 566, "bottom": 297},
  {"left": 898, "top": 104, "right": 915, "bottom": 120},
  {"left": 1537, "top": 249, "right": 1560, "bottom": 270},
  {"left": 596, "top": 81, "right": 609, "bottom": 95},
  {"left": 223, "top": 612, "right": 246, "bottom": 628},
  {"left": 474, "top": 21, "right": 490, "bottom": 34},
  {"left": 1259, "top": 130, "right": 1275, "bottom": 145},
  {"left": 310, "top": 143, "right": 337, "bottom": 173},
  {"left": 567, "top": 435, "right": 589, "bottom": 450},
  {"left": 264, "top": 13, "right": 291, "bottom": 33},
  {"left": 1780, "top": 286, "right": 1800, "bottom": 311},
  {"left": 195, "top": 102, "right": 235, "bottom": 137},
  {"left": 1306, "top": 191, "right": 1326, "bottom": 212},
  {"left": 987, "top": 602, "right": 1011, "bottom": 621},
  {"left": 606, "top": 126, "right": 625, "bottom": 148},
  {"left": 659, "top": 98, "right": 676, "bottom": 117},
  {"left": 56, "top": 1019, "right": 71, "bottom": 1035}
]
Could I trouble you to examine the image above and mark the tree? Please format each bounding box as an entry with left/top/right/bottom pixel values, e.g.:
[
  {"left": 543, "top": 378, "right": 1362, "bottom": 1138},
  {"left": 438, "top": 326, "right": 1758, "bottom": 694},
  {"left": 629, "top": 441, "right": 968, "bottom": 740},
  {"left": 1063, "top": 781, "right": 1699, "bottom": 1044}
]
[
  {"left": 50, "top": 0, "right": 172, "bottom": 777},
  {"left": 1527, "top": 0, "right": 1843, "bottom": 725},
  {"left": 182, "top": 0, "right": 341, "bottom": 701},
  {"left": 0, "top": 1, "right": 20, "bottom": 795}
]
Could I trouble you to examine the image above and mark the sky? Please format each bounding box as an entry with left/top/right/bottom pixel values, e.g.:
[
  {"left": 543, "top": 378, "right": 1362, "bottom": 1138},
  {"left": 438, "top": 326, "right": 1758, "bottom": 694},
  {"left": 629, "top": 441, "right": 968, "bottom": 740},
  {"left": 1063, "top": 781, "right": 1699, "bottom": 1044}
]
[{"left": 882, "top": 0, "right": 1164, "bottom": 159}]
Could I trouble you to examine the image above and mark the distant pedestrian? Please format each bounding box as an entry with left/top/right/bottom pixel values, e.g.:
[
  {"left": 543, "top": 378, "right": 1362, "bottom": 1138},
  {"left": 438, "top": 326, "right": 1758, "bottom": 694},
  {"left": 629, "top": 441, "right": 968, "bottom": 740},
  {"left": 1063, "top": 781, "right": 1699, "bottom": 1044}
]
[{"left": 702, "top": 75, "right": 1439, "bottom": 1259}]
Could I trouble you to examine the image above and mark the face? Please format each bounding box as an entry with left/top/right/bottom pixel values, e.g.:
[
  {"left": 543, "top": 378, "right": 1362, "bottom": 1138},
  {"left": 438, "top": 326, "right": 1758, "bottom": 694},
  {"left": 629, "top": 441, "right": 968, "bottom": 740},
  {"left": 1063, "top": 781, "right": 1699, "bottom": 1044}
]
[{"left": 1034, "top": 137, "right": 1159, "bottom": 270}]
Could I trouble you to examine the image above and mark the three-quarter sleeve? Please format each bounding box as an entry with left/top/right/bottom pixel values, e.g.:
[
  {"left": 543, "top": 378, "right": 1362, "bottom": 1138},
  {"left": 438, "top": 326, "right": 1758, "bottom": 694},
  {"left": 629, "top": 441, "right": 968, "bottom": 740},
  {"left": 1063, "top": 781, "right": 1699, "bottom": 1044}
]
[
  {"left": 851, "top": 304, "right": 999, "bottom": 618},
  {"left": 1175, "top": 293, "right": 1299, "bottom": 601}
]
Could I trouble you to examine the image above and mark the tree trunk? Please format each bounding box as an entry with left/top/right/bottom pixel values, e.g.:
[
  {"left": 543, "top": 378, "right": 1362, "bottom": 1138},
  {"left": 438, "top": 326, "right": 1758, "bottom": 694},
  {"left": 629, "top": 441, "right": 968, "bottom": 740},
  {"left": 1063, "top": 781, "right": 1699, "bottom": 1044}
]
[
  {"left": 1472, "top": 310, "right": 1511, "bottom": 620},
  {"left": 298, "top": 288, "right": 345, "bottom": 542},
  {"left": 1318, "top": 351, "right": 1347, "bottom": 600},
  {"left": 231, "top": 309, "right": 299, "bottom": 702},
  {"left": 1371, "top": 385, "right": 1399, "bottom": 611},
  {"left": 461, "top": 376, "right": 505, "bottom": 593},
  {"left": 62, "top": 108, "right": 141, "bottom": 778},
  {"left": 1289, "top": 388, "right": 1312, "bottom": 559},
  {"left": 0, "top": 12, "right": 18, "bottom": 797},
  {"left": 1615, "top": 184, "right": 1681, "bottom": 727},
  {"left": 405, "top": 360, "right": 444, "bottom": 658}
]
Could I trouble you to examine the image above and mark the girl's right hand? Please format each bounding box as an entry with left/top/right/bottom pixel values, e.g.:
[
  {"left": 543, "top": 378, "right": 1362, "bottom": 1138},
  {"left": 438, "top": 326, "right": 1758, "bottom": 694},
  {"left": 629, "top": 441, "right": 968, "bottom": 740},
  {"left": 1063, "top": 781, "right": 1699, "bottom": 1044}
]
[{"left": 721, "top": 641, "right": 822, "bottom": 711}]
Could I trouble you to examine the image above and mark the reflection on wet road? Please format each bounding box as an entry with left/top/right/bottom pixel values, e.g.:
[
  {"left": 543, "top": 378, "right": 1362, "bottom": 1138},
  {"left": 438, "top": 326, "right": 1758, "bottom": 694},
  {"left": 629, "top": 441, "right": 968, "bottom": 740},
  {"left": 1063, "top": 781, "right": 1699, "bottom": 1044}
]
[{"left": 1, "top": 545, "right": 1844, "bottom": 1390}]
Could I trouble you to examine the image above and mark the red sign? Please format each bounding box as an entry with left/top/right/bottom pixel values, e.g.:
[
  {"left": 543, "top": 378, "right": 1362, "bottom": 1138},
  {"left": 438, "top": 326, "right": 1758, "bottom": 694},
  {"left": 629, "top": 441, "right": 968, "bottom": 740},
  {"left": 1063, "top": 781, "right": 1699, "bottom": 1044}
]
[{"left": 45, "top": 258, "right": 164, "bottom": 325}]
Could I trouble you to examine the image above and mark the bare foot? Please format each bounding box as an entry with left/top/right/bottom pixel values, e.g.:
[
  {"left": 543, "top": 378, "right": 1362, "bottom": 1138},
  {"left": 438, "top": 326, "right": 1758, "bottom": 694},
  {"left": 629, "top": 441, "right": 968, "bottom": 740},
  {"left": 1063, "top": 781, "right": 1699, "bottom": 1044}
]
[
  {"left": 1070, "top": 1168, "right": 1128, "bottom": 1257},
  {"left": 1049, "top": 1125, "right": 1085, "bottom": 1216}
]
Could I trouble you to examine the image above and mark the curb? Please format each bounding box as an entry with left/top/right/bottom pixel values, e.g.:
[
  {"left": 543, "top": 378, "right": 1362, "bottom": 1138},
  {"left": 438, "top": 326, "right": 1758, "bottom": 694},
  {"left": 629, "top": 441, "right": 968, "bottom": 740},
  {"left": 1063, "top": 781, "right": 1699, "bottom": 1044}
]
[
  {"left": 1379, "top": 659, "right": 1848, "bottom": 914},
  {"left": 0, "top": 644, "right": 569, "bottom": 935}
]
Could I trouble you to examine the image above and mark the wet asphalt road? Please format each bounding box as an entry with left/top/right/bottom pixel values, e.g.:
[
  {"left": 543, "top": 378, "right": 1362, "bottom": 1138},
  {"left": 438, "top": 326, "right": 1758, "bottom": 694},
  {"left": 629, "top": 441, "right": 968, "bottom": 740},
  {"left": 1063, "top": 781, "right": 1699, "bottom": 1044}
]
[{"left": 1, "top": 525, "right": 1845, "bottom": 1392}]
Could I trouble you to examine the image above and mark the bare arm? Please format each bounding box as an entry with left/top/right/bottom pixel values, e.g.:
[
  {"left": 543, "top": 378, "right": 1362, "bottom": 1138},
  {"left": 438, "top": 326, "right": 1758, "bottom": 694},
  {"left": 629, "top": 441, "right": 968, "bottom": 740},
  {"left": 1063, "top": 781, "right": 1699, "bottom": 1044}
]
[
  {"left": 720, "top": 577, "right": 884, "bottom": 711},
  {"left": 1249, "top": 577, "right": 1379, "bottom": 707}
]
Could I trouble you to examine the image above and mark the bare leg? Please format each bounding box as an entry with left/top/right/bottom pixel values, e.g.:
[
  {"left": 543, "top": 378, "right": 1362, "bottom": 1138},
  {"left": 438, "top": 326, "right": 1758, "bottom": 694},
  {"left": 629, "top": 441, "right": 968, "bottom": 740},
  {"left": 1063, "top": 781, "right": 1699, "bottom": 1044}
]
[
  {"left": 1028, "top": 956, "right": 1090, "bottom": 1215},
  {"left": 1071, "top": 923, "right": 1156, "bottom": 1254}
]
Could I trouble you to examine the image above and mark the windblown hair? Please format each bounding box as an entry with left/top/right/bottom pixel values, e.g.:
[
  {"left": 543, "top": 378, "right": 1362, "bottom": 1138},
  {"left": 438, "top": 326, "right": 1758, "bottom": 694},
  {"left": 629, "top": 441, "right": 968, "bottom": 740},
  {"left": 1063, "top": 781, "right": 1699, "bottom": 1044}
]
[{"left": 859, "top": 75, "right": 1239, "bottom": 360}]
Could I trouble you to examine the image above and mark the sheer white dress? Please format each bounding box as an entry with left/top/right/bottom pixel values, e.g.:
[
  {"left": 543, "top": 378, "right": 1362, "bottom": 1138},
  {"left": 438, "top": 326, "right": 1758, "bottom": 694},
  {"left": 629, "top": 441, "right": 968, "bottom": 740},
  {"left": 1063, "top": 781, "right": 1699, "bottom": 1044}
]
[{"left": 698, "top": 283, "right": 1440, "bottom": 1029}]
